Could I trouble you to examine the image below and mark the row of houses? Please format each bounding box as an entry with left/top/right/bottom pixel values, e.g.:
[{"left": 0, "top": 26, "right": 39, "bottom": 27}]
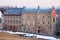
[{"left": 2, "top": 6, "right": 56, "bottom": 35}]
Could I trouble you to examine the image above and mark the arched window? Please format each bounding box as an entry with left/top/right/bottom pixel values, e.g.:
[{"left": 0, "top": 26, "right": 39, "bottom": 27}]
[{"left": 53, "top": 18, "right": 55, "bottom": 22}]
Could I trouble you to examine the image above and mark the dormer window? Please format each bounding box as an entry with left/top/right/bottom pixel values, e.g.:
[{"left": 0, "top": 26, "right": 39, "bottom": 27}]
[{"left": 53, "top": 18, "right": 55, "bottom": 22}]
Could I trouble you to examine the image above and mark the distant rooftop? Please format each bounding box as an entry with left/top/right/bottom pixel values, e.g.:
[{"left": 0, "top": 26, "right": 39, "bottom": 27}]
[{"left": 56, "top": 9, "right": 60, "bottom": 15}]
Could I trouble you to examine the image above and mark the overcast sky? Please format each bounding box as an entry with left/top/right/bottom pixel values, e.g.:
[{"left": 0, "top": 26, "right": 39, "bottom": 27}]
[{"left": 0, "top": 0, "right": 60, "bottom": 8}]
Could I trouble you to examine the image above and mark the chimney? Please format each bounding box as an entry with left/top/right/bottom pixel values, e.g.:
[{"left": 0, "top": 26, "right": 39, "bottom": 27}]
[
  {"left": 37, "top": 6, "right": 40, "bottom": 13},
  {"left": 23, "top": 6, "right": 26, "bottom": 9},
  {"left": 15, "top": 6, "right": 17, "bottom": 8},
  {"left": 6, "top": 6, "right": 9, "bottom": 9},
  {"left": 37, "top": 6, "right": 40, "bottom": 10},
  {"left": 52, "top": 6, "right": 55, "bottom": 10}
]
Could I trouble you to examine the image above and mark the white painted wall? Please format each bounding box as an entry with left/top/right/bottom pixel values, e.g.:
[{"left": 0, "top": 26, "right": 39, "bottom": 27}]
[{"left": 0, "top": 11, "right": 3, "bottom": 29}]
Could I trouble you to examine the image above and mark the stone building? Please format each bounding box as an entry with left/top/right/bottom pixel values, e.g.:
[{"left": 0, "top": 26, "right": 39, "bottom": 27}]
[
  {"left": 3, "top": 6, "right": 56, "bottom": 35},
  {"left": 3, "top": 8, "right": 23, "bottom": 31}
]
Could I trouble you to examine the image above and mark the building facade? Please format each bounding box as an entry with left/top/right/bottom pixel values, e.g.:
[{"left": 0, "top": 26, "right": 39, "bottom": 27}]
[
  {"left": 3, "top": 8, "right": 23, "bottom": 31},
  {"left": 3, "top": 6, "right": 56, "bottom": 35}
]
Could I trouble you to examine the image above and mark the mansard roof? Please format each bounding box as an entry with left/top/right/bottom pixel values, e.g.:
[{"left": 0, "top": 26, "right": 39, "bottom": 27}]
[
  {"left": 4, "top": 8, "right": 51, "bottom": 14},
  {"left": 4, "top": 8, "right": 23, "bottom": 14}
]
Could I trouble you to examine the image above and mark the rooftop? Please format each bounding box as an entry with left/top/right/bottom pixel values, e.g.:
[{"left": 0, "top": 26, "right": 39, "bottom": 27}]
[
  {"left": 4, "top": 8, "right": 23, "bottom": 14},
  {"left": 56, "top": 9, "right": 60, "bottom": 15},
  {"left": 4, "top": 7, "right": 51, "bottom": 14}
]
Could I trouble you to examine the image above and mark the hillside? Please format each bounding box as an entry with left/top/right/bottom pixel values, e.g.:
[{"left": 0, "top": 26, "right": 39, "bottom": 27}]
[{"left": 0, "top": 32, "right": 44, "bottom": 40}]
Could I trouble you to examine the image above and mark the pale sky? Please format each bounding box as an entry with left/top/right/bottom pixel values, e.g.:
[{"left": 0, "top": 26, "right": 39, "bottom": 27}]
[{"left": 0, "top": 0, "right": 60, "bottom": 8}]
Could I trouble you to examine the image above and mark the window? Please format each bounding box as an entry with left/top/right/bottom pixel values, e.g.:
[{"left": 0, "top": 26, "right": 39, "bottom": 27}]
[
  {"left": 12, "top": 16, "right": 13, "bottom": 18},
  {"left": 17, "top": 16, "right": 18, "bottom": 18},
  {"left": 33, "top": 21, "right": 35, "bottom": 25},
  {"left": 11, "top": 16, "right": 13, "bottom": 18},
  {"left": 38, "top": 30, "right": 40, "bottom": 33},
  {"left": 8, "top": 16, "right": 9, "bottom": 18},
  {"left": 19, "top": 16, "right": 21, "bottom": 18},
  {"left": 11, "top": 16, "right": 12, "bottom": 18},
  {"left": 38, "top": 27, "right": 40, "bottom": 29},
  {"left": 23, "top": 21, "right": 25, "bottom": 25},
  {"left": 33, "top": 16, "right": 34, "bottom": 18},
  {"left": 13, "top": 20, "right": 15, "bottom": 23},
  {"left": 43, "top": 16, "right": 44, "bottom": 18},
  {"left": 33, "top": 27, "right": 35, "bottom": 30},
  {"left": 23, "top": 28, "right": 25, "bottom": 32},
  {"left": 19, "top": 20, "right": 21, "bottom": 24},
  {"left": 15, "top": 16, "right": 17, "bottom": 18},
  {"left": 23, "top": 16, "right": 25, "bottom": 19},
  {"left": 13, "top": 26, "right": 16, "bottom": 30},
  {"left": 22, "top": 27, "right": 25, "bottom": 32},
  {"left": 50, "top": 26, "right": 51, "bottom": 29},
  {"left": 38, "top": 22, "right": 40, "bottom": 24},
  {"left": 10, "top": 26, "right": 12, "bottom": 30},
  {"left": 28, "top": 21, "right": 30, "bottom": 25},
  {"left": 16, "top": 20, "right": 18, "bottom": 23},
  {"left": 6, "top": 16, "right": 8, "bottom": 18},
  {"left": 17, "top": 16, "right": 19, "bottom": 18},
  {"left": 48, "top": 16, "right": 50, "bottom": 18},
  {"left": 53, "top": 18, "right": 55, "bottom": 22},
  {"left": 5, "top": 20, "right": 7, "bottom": 22},
  {"left": 11, "top": 20, "right": 12, "bottom": 23},
  {"left": 43, "top": 21, "right": 44, "bottom": 24},
  {"left": 38, "top": 16, "right": 40, "bottom": 19},
  {"left": 28, "top": 26, "right": 30, "bottom": 32},
  {"left": 48, "top": 22, "right": 49, "bottom": 24},
  {"left": 8, "top": 20, "right": 9, "bottom": 23},
  {"left": 28, "top": 16, "right": 30, "bottom": 18},
  {"left": 14, "top": 16, "right": 16, "bottom": 18},
  {"left": 13, "top": 16, "right": 14, "bottom": 18}
]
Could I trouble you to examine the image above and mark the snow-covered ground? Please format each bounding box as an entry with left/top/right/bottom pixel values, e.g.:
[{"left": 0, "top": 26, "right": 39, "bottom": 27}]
[{"left": 0, "top": 30, "right": 60, "bottom": 40}]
